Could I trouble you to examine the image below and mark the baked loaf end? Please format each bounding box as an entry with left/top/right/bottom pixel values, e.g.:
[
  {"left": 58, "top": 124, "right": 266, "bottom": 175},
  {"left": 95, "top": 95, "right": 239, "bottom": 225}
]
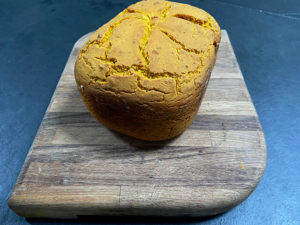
[{"left": 75, "top": 0, "right": 221, "bottom": 141}]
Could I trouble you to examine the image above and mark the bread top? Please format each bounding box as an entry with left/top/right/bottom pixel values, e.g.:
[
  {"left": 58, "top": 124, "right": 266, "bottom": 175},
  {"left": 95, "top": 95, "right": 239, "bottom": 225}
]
[{"left": 75, "top": 0, "right": 221, "bottom": 106}]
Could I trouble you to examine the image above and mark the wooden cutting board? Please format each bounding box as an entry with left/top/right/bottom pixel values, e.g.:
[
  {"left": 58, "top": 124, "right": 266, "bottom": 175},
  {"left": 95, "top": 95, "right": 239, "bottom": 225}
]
[{"left": 9, "top": 30, "right": 267, "bottom": 218}]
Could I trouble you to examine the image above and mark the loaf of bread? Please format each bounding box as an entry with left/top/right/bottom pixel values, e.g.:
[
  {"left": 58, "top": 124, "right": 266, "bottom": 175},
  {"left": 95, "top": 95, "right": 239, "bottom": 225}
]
[{"left": 75, "top": 0, "right": 221, "bottom": 141}]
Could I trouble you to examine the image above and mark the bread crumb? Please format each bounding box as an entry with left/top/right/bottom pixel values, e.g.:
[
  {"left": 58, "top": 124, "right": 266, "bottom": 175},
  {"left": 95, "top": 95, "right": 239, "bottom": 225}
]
[{"left": 240, "top": 160, "right": 245, "bottom": 170}]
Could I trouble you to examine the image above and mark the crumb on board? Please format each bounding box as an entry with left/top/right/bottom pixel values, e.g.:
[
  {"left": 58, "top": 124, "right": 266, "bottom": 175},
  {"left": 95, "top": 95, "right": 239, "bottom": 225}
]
[{"left": 240, "top": 160, "right": 245, "bottom": 170}]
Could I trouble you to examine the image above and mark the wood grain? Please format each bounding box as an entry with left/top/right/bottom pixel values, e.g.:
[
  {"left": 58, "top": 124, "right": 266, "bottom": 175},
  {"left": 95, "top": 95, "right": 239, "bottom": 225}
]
[{"left": 8, "top": 30, "right": 267, "bottom": 218}]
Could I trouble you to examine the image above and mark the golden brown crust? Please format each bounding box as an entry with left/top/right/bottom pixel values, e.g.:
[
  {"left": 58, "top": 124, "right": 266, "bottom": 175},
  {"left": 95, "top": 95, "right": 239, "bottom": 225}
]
[{"left": 75, "top": 0, "right": 221, "bottom": 141}]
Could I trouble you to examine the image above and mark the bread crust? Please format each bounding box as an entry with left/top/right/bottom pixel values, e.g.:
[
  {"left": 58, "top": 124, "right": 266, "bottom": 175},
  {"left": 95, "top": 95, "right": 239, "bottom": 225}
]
[{"left": 75, "top": 0, "right": 221, "bottom": 141}]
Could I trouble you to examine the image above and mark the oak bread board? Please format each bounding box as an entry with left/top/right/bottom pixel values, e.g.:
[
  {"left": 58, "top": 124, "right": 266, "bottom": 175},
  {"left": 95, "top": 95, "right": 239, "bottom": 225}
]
[{"left": 9, "top": 30, "right": 267, "bottom": 218}]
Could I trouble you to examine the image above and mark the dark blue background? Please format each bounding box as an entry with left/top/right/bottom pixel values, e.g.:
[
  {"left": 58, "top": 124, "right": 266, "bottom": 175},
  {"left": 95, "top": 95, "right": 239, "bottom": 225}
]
[{"left": 1, "top": 0, "right": 299, "bottom": 224}]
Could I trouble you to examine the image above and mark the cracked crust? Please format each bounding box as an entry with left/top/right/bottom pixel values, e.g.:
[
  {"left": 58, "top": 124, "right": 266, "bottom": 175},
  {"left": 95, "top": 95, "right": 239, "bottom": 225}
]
[{"left": 75, "top": 0, "right": 221, "bottom": 141}]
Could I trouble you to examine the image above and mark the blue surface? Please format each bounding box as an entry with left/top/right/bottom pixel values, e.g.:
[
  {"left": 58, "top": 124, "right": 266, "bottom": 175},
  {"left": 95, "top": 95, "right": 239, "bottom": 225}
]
[{"left": 0, "top": 0, "right": 299, "bottom": 224}]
